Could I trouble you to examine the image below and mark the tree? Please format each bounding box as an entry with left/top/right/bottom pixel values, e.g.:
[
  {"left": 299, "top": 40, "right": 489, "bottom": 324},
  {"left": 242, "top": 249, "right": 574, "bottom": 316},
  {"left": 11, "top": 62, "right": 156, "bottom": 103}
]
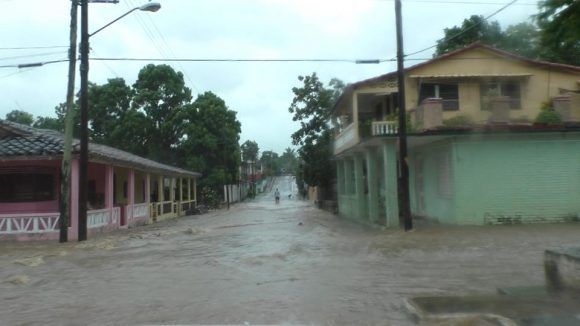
[
  {"left": 133, "top": 64, "right": 193, "bottom": 163},
  {"left": 278, "top": 147, "right": 298, "bottom": 175},
  {"left": 33, "top": 117, "right": 62, "bottom": 131},
  {"left": 5, "top": 110, "right": 34, "bottom": 126},
  {"left": 241, "top": 140, "right": 259, "bottom": 162},
  {"left": 260, "top": 150, "right": 279, "bottom": 176},
  {"left": 178, "top": 91, "right": 241, "bottom": 191},
  {"left": 536, "top": 0, "right": 580, "bottom": 65},
  {"left": 288, "top": 73, "right": 344, "bottom": 192},
  {"left": 435, "top": 16, "right": 540, "bottom": 59},
  {"left": 435, "top": 15, "right": 504, "bottom": 56}
]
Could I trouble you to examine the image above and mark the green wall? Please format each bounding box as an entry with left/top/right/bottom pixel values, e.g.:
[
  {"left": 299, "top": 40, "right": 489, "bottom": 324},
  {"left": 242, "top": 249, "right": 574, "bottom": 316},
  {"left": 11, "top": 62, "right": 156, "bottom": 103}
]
[
  {"left": 410, "top": 141, "right": 456, "bottom": 224},
  {"left": 453, "top": 133, "right": 580, "bottom": 225}
]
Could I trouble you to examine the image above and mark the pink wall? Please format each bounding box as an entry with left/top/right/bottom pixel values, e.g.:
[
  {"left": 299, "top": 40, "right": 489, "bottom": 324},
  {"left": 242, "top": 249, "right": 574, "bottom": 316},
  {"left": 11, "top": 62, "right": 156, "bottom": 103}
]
[{"left": 0, "top": 160, "right": 61, "bottom": 214}]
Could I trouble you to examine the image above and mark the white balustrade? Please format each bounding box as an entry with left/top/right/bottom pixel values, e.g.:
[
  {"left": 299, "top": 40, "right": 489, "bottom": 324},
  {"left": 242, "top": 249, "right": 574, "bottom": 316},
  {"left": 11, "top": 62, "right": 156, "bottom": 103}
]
[
  {"left": 132, "top": 203, "right": 149, "bottom": 219},
  {"left": 0, "top": 213, "right": 60, "bottom": 234},
  {"left": 372, "top": 121, "right": 399, "bottom": 136},
  {"left": 112, "top": 207, "right": 120, "bottom": 224},
  {"left": 88, "top": 209, "right": 110, "bottom": 228}
]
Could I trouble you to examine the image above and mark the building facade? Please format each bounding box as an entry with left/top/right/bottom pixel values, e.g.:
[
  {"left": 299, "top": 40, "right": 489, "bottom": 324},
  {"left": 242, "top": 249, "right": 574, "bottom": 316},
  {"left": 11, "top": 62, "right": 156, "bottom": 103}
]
[
  {"left": 332, "top": 43, "right": 580, "bottom": 226},
  {"left": 0, "top": 120, "right": 200, "bottom": 241}
]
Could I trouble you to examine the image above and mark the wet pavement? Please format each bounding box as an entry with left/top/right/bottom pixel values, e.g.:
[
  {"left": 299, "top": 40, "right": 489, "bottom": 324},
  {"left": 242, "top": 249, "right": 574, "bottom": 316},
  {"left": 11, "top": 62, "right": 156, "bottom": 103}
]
[{"left": 1, "top": 176, "right": 580, "bottom": 325}]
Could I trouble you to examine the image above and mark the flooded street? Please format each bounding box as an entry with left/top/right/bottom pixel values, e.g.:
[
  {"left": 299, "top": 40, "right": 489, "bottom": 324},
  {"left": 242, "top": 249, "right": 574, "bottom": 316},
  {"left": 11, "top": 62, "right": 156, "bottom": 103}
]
[{"left": 2, "top": 176, "right": 580, "bottom": 325}]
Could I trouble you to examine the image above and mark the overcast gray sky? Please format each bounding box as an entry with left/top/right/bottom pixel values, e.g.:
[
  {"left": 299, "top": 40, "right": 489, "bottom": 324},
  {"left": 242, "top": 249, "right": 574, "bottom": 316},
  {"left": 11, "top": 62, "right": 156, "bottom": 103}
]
[{"left": 0, "top": 0, "right": 537, "bottom": 154}]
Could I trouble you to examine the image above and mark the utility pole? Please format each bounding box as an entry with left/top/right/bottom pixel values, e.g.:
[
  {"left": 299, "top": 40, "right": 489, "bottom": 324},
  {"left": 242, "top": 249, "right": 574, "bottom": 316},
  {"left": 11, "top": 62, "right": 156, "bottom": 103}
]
[
  {"left": 78, "top": 0, "right": 89, "bottom": 241},
  {"left": 395, "top": 0, "right": 413, "bottom": 231},
  {"left": 59, "top": 0, "right": 79, "bottom": 243}
]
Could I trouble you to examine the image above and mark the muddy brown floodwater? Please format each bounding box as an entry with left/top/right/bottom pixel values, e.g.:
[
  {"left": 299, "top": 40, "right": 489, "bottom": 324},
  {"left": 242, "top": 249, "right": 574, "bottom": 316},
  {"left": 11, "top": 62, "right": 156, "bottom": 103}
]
[{"left": 1, "top": 176, "right": 580, "bottom": 325}]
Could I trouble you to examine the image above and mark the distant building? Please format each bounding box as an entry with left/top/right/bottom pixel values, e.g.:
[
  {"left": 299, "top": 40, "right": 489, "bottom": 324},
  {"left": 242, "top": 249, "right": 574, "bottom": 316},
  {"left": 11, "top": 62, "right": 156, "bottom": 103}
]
[
  {"left": 0, "top": 120, "right": 200, "bottom": 241},
  {"left": 332, "top": 43, "right": 580, "bottom": 226}
]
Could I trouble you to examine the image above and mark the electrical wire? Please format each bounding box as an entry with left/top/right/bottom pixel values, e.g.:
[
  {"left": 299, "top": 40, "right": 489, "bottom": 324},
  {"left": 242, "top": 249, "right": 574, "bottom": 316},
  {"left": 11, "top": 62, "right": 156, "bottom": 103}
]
[
  {"left": 0, "top": 51, "right": 68, "bottom": 61},
  {"left": 0, "top": 45, "right": 68, "bottom": 51},
  {"left": 125, "top": 0, "right": 201, "bottom": 94}
]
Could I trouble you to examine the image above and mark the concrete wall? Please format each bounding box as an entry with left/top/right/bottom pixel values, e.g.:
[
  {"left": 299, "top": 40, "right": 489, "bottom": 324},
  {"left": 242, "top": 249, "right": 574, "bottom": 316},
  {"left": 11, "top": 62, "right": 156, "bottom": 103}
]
[
  {"left": 409, "top": 141, "right": 456, "bottom": 224},
  {"left": 452, "top": 133, "right": 580, "bottom": 225}
]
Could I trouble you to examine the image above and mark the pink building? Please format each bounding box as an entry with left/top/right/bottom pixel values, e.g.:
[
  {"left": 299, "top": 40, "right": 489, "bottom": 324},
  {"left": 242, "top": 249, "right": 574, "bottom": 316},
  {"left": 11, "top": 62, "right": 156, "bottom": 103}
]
[{"left": 0, "top": 120, "right": 200, "bottom": 241}]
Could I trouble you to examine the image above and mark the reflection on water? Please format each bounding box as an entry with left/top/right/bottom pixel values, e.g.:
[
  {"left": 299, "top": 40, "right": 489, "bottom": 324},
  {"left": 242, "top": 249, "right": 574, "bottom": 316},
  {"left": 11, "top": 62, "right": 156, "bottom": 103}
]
[{"left": 1, "top": 176, "right": 579, "bottom": 325}]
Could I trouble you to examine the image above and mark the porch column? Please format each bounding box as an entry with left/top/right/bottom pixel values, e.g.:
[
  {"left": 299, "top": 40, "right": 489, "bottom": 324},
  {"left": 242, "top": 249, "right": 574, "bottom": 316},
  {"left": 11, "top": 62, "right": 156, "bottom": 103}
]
[
  {"left": 170, "top": 178, "right": 176, "bottom": 202},
  {"left": 336, "top": 160, "right": 345, "bottom": 196},
  {"left": 193, "top": 178, "right": 197, "bottom": 206},
  {"left": 158, "top": 175, "right": 164, "bottom": 202},
  {"left": 104, "top": 165, "right": 115, "bottom": 226},
  {"left": 145, "top": 173, "right": 151, "bottom": 205},
  {"left": 104, "top": 165, "right": 114, "bottom": 210},
  {"left": 69, "top": 159, "right": 80, "bottom": 240},
  {"left": 179, "top": 178, "right": 183, "bottom": 202},
  {"left": 187, "top": 178, "right": 191, "bottom": 201},
  {"left": 127, "top": 169, "right": 135, "bottom": 223},
  {"left": 344, "top": 158, "right": 353, "bottom": 196},
  {"left": 366, "top": 148, "right": 379, "bottom": 223},
  {"left": 382, "top": 141, "right": 399, "bottom": 227},
  {"left": 354, "top": 154, "right": 366, "bottom": 220}
]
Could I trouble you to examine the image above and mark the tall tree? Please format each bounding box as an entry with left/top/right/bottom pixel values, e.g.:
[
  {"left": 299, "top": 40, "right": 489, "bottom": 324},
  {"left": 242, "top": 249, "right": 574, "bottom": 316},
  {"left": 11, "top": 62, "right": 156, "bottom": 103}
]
[
  {"left": 241, "top": 140, "right": 259, "bottom": 162},
  {"left": 288, "top": 73, "right": 344, "bottom": 192},
  {"left": 435, "top": 16, "right": 540, "bottom": 59},
  {"left": 5, "top": 110, "right": 34, "bottom": 126},
  {"left": 435, "top": 15, "right": 504, "bottom": 56},
  {"left": 133, "top": 64, "right": 192, "bottom": 163},
  {"left": 536, "top": 0, "right": 580, "bottom": 65},
  {"left": 179, "top": 91, "right": 241, "bottom": 190},
  {"left": 278, "top": 147, "right": 298, "bottom": 174},
  {"left": 260, "top": 150, "right": 279, "bottom": 176}
]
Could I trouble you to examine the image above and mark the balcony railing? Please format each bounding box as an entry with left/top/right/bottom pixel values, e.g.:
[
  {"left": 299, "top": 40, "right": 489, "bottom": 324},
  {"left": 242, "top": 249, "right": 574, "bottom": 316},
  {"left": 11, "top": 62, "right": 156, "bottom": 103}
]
[
  {"left": 334, "top": 123, "right": 358, "bottom": 154},
  {"left": 372, "top": 120, "right": 398, "bottom": 136}
]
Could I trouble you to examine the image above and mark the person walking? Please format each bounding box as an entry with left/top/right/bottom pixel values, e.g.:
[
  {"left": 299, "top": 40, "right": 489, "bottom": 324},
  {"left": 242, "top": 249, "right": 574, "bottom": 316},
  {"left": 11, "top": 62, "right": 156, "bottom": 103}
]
[{"left": 274, "top": 188, "right": 280, "bottom": 204}]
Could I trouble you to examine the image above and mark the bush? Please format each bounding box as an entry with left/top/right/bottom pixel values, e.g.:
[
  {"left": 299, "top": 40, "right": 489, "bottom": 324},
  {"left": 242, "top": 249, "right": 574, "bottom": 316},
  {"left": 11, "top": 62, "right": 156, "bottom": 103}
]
[
  {"left": 442, "top": 115, "right": 473, "bottom": 127},
  {"left": 534, "top": 110, "right": 562, "bottom": 125},
  {"left": 200, "top": 187, "right": 220, "bottom": 209}
]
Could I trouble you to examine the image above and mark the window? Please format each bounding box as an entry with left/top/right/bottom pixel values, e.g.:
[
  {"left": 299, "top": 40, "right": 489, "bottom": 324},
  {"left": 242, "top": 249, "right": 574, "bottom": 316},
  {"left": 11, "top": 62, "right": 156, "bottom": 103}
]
[
  {"left": 480, "top": 82, "right": 521, "bottom": 110},
  {"left": 0, "top": 173, "right": 55, "bottom": 202},
  {"left": 419, "top": 83, "right": 459, "bottom": 111}
]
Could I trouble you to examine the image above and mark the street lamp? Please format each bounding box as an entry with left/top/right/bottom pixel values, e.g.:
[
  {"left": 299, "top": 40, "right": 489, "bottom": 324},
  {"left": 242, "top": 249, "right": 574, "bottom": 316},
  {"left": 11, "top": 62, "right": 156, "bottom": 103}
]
[{"left": 78, "top": 1, "right": 161, "bottom": 241}]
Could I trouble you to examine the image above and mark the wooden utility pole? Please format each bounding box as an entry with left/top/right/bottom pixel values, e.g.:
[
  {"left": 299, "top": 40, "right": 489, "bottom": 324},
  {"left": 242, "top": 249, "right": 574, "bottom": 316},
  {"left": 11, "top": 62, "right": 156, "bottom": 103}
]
[
  {"left": 59, "top": 0, "right": 78, "bottom": 243},
  {"left": 78, "top": 0, "right": 89, "bottom": 241},
  {"left": 395, "top": 0, "right": 413, "bottom": 231}
]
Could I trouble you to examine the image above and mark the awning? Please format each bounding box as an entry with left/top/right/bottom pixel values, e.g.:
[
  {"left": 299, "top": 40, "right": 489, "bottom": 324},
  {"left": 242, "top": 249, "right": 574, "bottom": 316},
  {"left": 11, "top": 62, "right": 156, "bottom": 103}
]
[{"left": 409, "top": 73, "right": 532, "bottom": 78}]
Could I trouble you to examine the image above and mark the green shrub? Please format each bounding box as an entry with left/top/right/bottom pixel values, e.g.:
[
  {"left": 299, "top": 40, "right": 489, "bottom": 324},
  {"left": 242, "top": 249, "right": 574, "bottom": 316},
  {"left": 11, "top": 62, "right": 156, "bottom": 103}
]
[
  {"left": 534, "top": 110, "right": 562, "bottom": 125},
  {"left": 442, "top": 115, "right": 473, "bottom": 127}
]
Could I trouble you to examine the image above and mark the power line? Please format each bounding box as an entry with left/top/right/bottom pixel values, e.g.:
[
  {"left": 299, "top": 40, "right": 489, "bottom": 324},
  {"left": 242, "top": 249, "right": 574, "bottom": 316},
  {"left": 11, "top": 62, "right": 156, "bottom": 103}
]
[
  {"left": 404, "top": 0, "right": 519, "bottom": 58},
  {"left": 0, "top": 51, "right": 68, "bottom": 61},
  {"left": 0, "top": 59, "right": 69, "bottom": 69},
  {"left": 125, "top": 0, "right": 201, "bottom": 94},
  {"left": 0, "top": 45, "right": 68, "bottom": 51}
]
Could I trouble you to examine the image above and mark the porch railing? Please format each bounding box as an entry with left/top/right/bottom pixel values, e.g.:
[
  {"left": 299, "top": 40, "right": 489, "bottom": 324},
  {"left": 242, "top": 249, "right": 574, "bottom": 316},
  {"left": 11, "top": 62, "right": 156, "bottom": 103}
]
[
  {"left": 0, "top": 212, "right": 60, "bottom": 234},
  {"left": 372, "top": 120, "right": 398, "bottom": 136},
  {"left": 132, "top": 203, "right": 149, "bottom": 219},
  {"left": 180, "top": 200, "right": 196, "bottom": 215},
  {"left": 151, "top": 200, "right": 175, "bottom": 220},
  {"left": 112, "top": 207, "right": 120, "bottom": 224},
  {"left": 88, "top": 208, "right": 110, "bottom": 228}
]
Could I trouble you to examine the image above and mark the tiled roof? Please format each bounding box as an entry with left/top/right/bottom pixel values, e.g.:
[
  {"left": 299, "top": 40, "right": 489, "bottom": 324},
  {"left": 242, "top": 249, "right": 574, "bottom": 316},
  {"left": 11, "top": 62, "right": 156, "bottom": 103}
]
[{"left": 0, "top": 120, "right": 200, "bottom": 177}]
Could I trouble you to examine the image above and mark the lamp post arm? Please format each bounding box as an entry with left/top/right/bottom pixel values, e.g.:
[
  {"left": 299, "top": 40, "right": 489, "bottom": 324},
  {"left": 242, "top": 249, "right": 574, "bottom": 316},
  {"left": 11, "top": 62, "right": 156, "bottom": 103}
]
[{"left": 89, "top": 7, "right": 138, "bottom": 38}]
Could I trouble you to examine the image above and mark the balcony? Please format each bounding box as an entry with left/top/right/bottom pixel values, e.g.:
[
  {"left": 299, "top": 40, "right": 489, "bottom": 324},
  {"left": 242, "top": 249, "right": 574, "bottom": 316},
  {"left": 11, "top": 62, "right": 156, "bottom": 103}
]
[
  {"left": 334, "top": 123, "right": 359, "bottom": 155},
  {"left": 372, "top": 120, "right": 399, "bottom": 136}
]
